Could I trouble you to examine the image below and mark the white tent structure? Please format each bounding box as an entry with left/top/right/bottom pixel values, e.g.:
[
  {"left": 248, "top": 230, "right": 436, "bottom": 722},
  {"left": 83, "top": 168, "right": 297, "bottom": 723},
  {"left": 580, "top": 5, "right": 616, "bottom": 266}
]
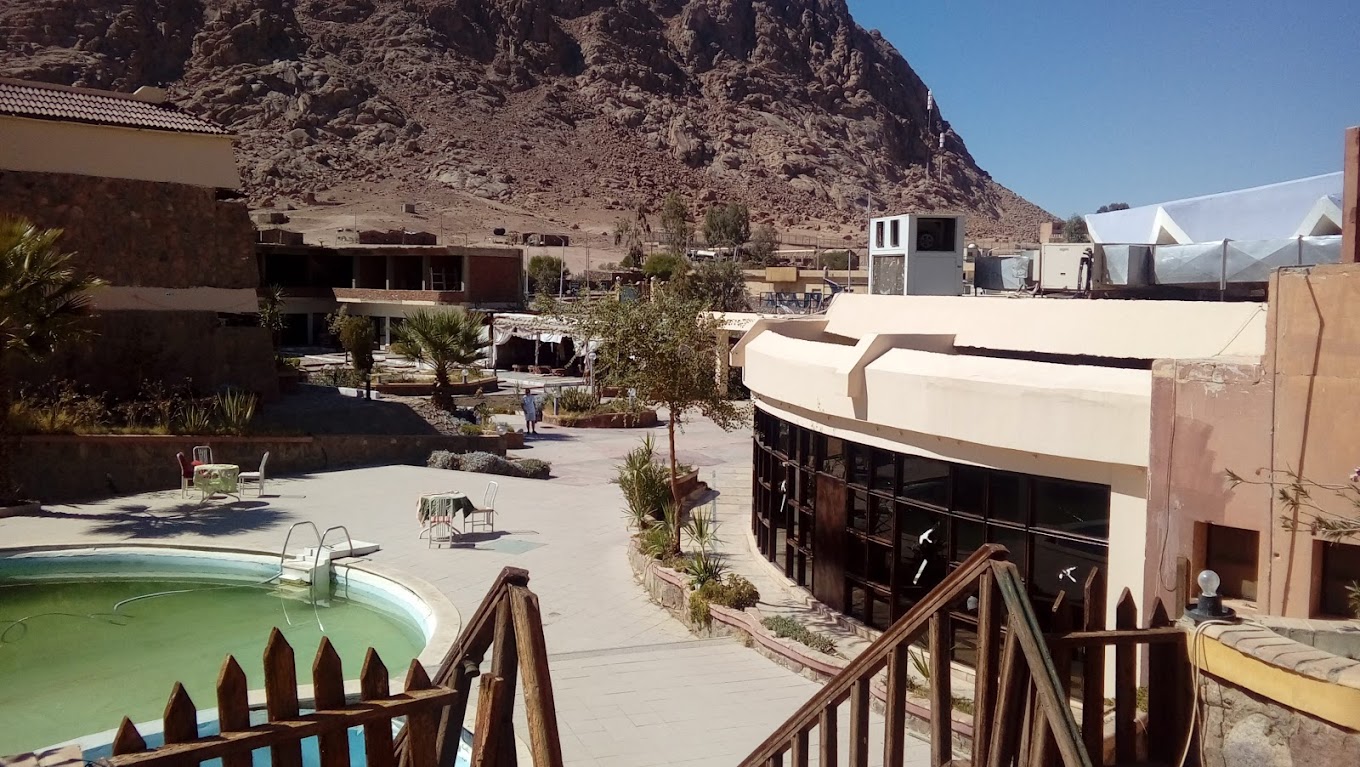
[{"left": 1085, "top": 172, "right": 1343, "bottom": 246}]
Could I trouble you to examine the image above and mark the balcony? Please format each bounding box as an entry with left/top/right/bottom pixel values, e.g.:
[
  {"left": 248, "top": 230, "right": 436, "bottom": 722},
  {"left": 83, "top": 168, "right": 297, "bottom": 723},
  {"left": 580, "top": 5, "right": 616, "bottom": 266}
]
[{"left": 333, "top": 287, "right": 469, "bottom": 305}]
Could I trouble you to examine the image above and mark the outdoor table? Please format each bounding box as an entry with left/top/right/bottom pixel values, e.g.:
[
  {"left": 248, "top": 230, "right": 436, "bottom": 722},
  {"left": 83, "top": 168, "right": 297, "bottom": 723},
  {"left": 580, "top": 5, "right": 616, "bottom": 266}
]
[
  {"left": 418, "top": 491, "right": 476, "bottom": 546},
  {"left": 194, "top": 463, "right": 240, "bottom": 500}
]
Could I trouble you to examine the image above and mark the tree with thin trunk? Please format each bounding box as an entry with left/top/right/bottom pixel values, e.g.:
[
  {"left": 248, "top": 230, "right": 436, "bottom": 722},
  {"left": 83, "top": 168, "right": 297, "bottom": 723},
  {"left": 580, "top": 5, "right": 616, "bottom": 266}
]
[
  {"left": 0, "top": 218, "right": 103, "bottom": 502},
  {"left": 390, "top": 307, "right": 487, "bottom": 408},
  {"left": 544, "top": 287, "right": 746, "bottom": 554}
]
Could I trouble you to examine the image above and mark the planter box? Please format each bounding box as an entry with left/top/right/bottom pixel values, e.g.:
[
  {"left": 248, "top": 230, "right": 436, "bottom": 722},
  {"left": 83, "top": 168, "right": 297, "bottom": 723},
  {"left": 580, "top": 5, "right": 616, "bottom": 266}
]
[
  {"left": 502, "top": 431, "right": 526, "bottom": 450},
  {"left": 675, "top": 469, "right": 701, "bottom": 498},
  {"left": 541, "top": 410, "right": 659, "bottom": 428},
  {"left": 0, "top": 501, "right": 40, "bottom": 519}
]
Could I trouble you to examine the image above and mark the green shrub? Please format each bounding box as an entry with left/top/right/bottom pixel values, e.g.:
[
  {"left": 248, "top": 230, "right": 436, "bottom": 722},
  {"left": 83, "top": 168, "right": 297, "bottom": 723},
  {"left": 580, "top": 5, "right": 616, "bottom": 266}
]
[
  {"left": 309, "top": 367, "right": 367, "bottom": 388},
  {"left": 617, "top": 435, "right": 672, "bottom": 522},
  {"left": 457, "top": 422, "right": 484, "bottom": 437},
  {"left": 428, "top": 450, "right": 459, "bottom": 470},
  {"left": 761, "top": 615, "right": 838, "bottom": 655},
  {"left": 552, "top": 388, "right": 598, "bottom": 413},
  {"left": 639, "top": 523, "right": 673, "bottom": 559},
  {"left": 697, "top": 574, "right": 760, "bottom": 611},
  {"left": 426, "top": 450, "right": 551, "bottom": 480},
  {"left": 688, "top": 591, "right": 713, "bottom": 626}
]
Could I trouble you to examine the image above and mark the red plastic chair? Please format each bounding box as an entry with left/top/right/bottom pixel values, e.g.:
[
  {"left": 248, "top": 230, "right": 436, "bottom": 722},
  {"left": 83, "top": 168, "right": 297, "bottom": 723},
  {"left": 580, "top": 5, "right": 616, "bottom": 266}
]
[{"left": 176, "top": 452, "right": 195, "bottom": 497}]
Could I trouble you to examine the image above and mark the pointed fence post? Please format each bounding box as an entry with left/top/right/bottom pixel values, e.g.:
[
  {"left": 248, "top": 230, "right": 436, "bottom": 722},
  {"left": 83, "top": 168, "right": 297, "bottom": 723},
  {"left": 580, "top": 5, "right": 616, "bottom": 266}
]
[
  {"left": 314, "top": 638, "right": 351, "bottom": 767},
  {"left": 265, "top": 628, "right": 304, "bottom": 767},
  {"left": 218, "top": 656, "right": 252, "bottom": 767},
  {"left": 362, "top": 649, "right": 396, "bottom": 767}
]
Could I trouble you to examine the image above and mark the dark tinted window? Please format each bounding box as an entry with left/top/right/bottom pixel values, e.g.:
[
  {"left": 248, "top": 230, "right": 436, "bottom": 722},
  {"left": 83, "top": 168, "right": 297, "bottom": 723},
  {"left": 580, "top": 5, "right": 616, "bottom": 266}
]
[
  {"left": 989, "top": 473, "right": 1030, "bottom": 524},
  {"left": 849, "top": 444, "right": 871, "bottom": 487},
  {"left": 1030, "top": 534, "right": 1106, "bottom": 604},
  {"left": 952, "top": 465, "right": 986, "bottom": 516},
  {"left": 850, "top": 490, "right": 869, "bottom": 533},
  {"left": 823, "top": 437, "right": 845, "bottom": 479},
  {"left": 900, "top": 456, "right": 949, "bottom": 507},
  {"left": 1320, "top": 541, "right": 1360, "bottom": 617},
  {"left": 871, "top": 450, "right": 895, "bottom": 492},
  {"left": 1033, "top": 479, "right": 1109, "bottom": 538},
  {"left": 952, "top": 517, "right": 986, "bottom": 563}
]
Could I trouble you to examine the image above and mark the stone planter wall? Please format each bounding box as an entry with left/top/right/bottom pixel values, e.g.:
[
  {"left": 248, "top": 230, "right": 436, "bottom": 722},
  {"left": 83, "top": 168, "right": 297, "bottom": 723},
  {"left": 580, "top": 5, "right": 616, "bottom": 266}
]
[
  {"left": 7, "top": 433, "right": 506, "bottom": 503},
  {"left": 626, "top": 539, "right": 976, "bottom": 755},
  {"left": 541, "top": 410, "right": 659, "bottom": 428},
  {"left": 372, "top": 378, "right": 500, "bottom": 397}
]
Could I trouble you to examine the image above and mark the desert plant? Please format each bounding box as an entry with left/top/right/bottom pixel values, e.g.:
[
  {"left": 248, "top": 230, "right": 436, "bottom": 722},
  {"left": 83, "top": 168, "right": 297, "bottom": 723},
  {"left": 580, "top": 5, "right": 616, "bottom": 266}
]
[
  {"left": 684, "top": 550, "right": 727, "bottom": 588},
  {"left": 390, "top": 308, "right": 487, "bottom": 408},
  {"left": 683, "top": 507, "right": 722, "bottom": 551},
  {"left": 258, "top": 284, "right": 286, "bottom": 351},
  {"left": 688, "top": 591, "right": 714, "bottom": 626},
  {"left": 178, "top": 401, "right": 214, "bottom": 435},
  {"left": 457, "top": 422, "right": 484, "bottom": 437},
  {"left": 761, "top": 615, "right": 838, "bottom": 655},
  {"left": 0, "top": 218, "right": 104, "bottom": 500},
  {"left": 216, "top": 389, "right": 257, "bottom": 435},
  {"left": 617, "top": 434, "right": 672, "bottom": 523}
]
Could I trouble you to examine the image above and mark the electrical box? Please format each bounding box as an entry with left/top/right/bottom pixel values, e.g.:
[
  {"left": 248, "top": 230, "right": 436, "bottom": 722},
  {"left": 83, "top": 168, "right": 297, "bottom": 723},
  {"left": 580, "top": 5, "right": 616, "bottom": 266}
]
[
  {"left": 1038, "top": 243, "right": 1090, "bottom": 292},
  {"left": 867, "top": 214, "right": 966, "bottom": 296}
]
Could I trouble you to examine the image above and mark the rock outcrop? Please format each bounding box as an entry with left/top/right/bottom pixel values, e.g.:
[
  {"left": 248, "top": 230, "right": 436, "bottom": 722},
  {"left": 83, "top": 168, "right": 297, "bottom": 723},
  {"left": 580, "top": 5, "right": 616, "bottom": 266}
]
[{"left": 0, "top": 0, "right": 1055, "bottom": 239}]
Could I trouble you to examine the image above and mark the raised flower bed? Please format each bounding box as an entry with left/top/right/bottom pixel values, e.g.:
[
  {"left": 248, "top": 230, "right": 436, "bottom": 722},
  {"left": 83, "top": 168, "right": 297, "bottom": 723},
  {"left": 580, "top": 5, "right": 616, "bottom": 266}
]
[{"left": 541, "top": 409, "right": 659, "bottom": 428}]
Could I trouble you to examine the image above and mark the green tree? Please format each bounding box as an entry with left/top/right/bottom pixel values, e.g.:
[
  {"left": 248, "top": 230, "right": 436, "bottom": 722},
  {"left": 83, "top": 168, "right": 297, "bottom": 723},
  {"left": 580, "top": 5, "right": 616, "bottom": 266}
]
[
  {"left": 1063, "top": 214, "right": 1089, "bottom": 243},
  {"left": 676, "top": 260, "right": 751, "bottom": 312},
  {"left": 0, "top": 218, "right": 104, "bottom": 502},
  {"left": 326, "top": 306, "right": 375, "bottom": 379},
  {"left": 1095, "top": 202, "right": 1131, "bottom": 214},
  {"left": 660, "top": 192, "right": 692, "bottom": 255},
  {"left": 390, "top": 307, "right": 488, "bottom": 407},
  {"left": 702, "top": 203, "right": 750, "bottom": 256},
  {"left": 642, "top": 252, "right": 689, "bottom": 281},
  {"left": 613, "top": 218, "right": 645, "bottom": 263},
  {"left": 527, "top": 254, "right": 569, "bottom": 295},
  {"left": 546, "top": 289, "right": 746, "bottom": 554},
  {"left": 257, "top": 283, "right": 286, "bottom": 352},
  {"left": 746, "top": 224, "right": 778, "bottom": 265}
]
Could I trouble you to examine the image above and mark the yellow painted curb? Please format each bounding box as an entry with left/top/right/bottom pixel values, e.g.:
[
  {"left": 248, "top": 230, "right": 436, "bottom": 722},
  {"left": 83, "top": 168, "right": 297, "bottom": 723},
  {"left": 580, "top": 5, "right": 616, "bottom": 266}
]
[{"left": 1192, "top": 636, "right": 1360, "bottom": 731}]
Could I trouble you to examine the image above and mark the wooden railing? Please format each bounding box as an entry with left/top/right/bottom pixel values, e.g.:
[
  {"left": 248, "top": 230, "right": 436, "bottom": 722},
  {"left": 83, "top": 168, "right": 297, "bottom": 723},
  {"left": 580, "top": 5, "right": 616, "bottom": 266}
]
[
  {"left": 739, "top": 546, "right": 1192, "bottom": 767},
  {"left": 108, "top": 566, "right": 562, "bottom": 767}
]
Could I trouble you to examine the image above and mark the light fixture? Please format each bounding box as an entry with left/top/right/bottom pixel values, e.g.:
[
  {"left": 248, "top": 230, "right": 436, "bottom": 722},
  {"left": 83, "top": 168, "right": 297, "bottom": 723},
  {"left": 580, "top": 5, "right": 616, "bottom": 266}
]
[{"left": 1184, "top": 569, "right": 1237, "bottom": 624}]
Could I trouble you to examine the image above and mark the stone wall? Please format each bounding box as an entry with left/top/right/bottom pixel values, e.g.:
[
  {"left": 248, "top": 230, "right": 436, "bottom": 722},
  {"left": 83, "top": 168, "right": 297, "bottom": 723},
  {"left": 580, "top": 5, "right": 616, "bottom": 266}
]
[
  {"left": 1199, "top": 676, "right": 1360, "bottom": 767},
  {"left": 7, "top": 433, "right": 507, "bottom": 503},
  {"left": 10, "top": 310, "right": 279, "bottom": 401},
  {"left": 0, "top": 170, "right": 256, "bottom": 289}
]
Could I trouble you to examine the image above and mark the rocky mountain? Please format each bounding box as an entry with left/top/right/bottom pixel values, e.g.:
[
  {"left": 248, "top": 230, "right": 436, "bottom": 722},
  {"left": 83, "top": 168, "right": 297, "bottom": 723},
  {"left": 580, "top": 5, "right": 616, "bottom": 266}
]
[{"left": 0, "top": 0, "right": 1055, "bottom": 241}]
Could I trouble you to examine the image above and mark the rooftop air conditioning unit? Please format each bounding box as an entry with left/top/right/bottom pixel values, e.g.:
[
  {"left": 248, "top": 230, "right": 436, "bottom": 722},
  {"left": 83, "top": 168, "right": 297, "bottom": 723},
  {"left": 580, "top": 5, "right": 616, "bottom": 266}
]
[{"left": 867, "top": 214, "right": 966, "bottom": 296}]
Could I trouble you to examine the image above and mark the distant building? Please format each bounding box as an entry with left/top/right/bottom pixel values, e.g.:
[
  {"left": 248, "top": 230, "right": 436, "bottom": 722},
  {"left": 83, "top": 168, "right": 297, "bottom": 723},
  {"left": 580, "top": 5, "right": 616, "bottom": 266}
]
[
  {"left": 0, "top": 78, "right": 275, "bottom": 398},
  {"left": 256, "top": 241, "right": 525, "bottom": 347}
]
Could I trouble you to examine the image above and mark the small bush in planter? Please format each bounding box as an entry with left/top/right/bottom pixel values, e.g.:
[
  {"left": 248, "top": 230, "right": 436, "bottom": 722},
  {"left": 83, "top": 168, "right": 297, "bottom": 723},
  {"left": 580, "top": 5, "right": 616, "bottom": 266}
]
[
  {"left": 514, "top": 458, "right": 551, "bottom": 479},
  {"left": 700, "top": 574, "right": 760, "bottom": 611},
  {"left": 457, "top": 422, "right": 484, "bottom": 437},
  {"left": 761, "top": 615, "right": 838, "bottom": 655},
  {"left": 428, "top": 450, "right": 461, "bottom": 470}
]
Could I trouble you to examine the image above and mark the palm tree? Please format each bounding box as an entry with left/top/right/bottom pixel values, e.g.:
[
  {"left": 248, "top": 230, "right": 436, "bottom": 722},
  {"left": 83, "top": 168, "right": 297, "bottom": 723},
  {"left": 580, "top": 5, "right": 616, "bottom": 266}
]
[
  {"left": 389, "top": 307, "right": 488, "bottom": 407},
  {"left": 0, "top": 218, "right": 104, "bottom": 501}
]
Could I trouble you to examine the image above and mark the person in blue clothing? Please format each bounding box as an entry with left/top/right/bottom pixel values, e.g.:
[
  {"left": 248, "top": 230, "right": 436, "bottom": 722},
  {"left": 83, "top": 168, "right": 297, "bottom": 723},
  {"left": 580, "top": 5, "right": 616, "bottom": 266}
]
[{"left": 521, "top": 389, "right": 541, "bottom": 434}]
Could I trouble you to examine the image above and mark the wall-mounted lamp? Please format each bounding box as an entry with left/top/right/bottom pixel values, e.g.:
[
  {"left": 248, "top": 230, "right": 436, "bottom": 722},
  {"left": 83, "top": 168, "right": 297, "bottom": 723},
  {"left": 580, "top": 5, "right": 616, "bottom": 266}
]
[{"left": 1184, "top": 569, "right": 1238, "bottom": 624}]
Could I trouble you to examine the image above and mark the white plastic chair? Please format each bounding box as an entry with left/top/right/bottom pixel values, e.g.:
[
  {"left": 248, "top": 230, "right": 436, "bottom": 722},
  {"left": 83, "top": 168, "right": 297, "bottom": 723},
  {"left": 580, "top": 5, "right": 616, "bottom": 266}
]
[
  {"left": 192, "top": 445, "right": 213, "bottom": 464},
  {"left": 239, "top": 452, "right": 269, "bottom": 497},
  {"left": 466, "top": 481, "right": 498, "bottom": 533}
]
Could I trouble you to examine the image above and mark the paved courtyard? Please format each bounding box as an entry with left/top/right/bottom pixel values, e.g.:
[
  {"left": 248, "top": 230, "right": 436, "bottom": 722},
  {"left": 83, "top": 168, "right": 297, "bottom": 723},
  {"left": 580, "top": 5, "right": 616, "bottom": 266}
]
[{"left": 0, "top": 415, "right": 914, "bottom": 766}]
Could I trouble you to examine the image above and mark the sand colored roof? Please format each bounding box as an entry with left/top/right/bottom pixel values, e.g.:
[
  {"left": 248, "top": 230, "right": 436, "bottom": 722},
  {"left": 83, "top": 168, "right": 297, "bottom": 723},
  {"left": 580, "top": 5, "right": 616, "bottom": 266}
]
[{"left": 0, "top": 79, "right": 228, "bottom": 135}]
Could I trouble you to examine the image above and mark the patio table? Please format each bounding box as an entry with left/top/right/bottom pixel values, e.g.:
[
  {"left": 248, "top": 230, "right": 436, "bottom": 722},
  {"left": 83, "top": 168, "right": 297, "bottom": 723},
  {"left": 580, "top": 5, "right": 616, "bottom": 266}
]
[
  {"left": 418, "top": 491, "right": 475, "bottom": 547},
  {"left": 194, "top": 463, "right": 240, "bottom": 500}
]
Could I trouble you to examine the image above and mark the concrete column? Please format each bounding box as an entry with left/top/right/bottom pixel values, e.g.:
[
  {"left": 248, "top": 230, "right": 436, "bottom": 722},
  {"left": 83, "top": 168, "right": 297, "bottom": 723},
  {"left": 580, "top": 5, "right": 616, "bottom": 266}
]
[
  {"left": 716, "top": 328, "right": 731, "bottom": 396},
  {"left": 383, "top": 316, "right": 392, "bottom": 347},
  {"left": 305, "top": 312, "right": 314, "bottom": 345},
  {"left": 351, "top": 254, "right": 359, "bottom": 288},
  {"left": 1343, "top": 126, "right": 1359, "bottom": 263},
  {"left": 421, "top": 254, "right": 431, "bottom": 290},
  {"left": 461, "top": 255, "right": 471, "bottom": 298},
  {"left": 384, "top": 255, "right": 394, "bottom": 290}
]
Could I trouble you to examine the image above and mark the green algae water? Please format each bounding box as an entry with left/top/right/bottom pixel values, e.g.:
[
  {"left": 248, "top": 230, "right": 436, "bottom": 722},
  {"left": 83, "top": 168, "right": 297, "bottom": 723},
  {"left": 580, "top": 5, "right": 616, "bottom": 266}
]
[{"left": 0, "top": 578, "right": 425, "bottom": 756}]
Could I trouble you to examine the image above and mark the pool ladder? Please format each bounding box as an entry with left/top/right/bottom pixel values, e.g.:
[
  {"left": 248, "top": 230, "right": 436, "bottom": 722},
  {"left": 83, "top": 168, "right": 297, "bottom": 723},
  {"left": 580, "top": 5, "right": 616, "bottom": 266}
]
[{"left": 277, "top": 522, "right": 356, "bottom": 603}]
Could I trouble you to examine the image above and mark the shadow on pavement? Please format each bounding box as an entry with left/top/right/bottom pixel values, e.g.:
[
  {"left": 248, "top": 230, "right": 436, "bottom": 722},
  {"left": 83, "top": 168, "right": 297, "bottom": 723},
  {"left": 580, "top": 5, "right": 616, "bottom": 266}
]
[{"left": 25, "top": 501, "right": 293, "bottom": 539}]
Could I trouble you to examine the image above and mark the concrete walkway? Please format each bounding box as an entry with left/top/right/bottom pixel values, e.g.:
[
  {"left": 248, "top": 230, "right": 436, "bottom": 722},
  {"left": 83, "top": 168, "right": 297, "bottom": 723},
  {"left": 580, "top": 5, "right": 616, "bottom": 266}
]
[{"left": 0, "top": 415, "right": 918, "bottom": 766}]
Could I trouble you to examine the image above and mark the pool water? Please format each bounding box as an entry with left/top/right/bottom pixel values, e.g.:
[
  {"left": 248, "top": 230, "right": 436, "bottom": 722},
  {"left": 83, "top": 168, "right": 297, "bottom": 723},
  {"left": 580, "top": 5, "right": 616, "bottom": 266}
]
[{"left": 0, "top": 578, "right": 425, "bottom": 756}]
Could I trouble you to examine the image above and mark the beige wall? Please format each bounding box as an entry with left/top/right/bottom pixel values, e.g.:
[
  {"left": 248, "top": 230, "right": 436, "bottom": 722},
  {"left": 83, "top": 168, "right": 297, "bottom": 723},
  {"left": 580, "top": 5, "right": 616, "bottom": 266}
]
[
  {"left": 1147, "top": 263, "right": 1360, "bottom": 618},
  {"left": 91, "top": 286, "right": 259, "bottom": 313},
  {"left": 0, "top": 115, "right": 240, "bottom": 189}
]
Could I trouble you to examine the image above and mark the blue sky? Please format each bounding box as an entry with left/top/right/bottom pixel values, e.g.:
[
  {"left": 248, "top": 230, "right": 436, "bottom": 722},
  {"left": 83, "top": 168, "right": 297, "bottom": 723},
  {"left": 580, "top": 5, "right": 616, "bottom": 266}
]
[{"left": 847, "top": 0, "right": 1360, "bottom": 216}]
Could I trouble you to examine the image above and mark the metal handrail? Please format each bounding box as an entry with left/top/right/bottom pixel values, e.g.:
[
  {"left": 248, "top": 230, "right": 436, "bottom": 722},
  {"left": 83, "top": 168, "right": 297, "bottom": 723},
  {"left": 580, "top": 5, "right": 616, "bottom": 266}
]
[
  {"left": 310, "top": 526, "right": 356, "bottom": 604},
  {"left": 278, "top": 521, "right": 322, "bottom": 576}
]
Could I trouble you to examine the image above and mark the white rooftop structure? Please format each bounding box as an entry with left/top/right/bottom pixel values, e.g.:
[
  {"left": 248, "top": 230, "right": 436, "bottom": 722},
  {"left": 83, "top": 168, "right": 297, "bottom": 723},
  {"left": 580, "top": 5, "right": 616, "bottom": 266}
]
[{"left": 1085, "top": 172, "right": 1343, "bottom": 245}]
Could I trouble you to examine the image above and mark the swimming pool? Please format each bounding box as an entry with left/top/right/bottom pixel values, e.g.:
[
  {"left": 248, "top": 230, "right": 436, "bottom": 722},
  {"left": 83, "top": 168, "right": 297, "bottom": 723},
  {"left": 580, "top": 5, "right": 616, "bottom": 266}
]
[{"left": 0, "top": 546, "right": 458, "bottom": 757}]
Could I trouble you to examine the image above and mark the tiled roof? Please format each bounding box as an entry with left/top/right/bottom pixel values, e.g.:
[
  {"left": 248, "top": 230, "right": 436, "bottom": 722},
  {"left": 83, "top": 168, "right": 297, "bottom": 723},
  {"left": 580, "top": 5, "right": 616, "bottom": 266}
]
[{"left": 0, "top": 79, "right": 229, "bottom": 135}]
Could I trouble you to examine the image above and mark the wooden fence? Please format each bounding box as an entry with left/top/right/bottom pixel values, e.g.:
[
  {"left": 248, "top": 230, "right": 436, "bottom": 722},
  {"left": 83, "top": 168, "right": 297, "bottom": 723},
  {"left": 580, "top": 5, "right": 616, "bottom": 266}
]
[
  {"left": 739, "top": 545, "right": 1193, "bottom": 767},
  {"left": 107, "top": 567, "right": 561, "bottom": 767}
]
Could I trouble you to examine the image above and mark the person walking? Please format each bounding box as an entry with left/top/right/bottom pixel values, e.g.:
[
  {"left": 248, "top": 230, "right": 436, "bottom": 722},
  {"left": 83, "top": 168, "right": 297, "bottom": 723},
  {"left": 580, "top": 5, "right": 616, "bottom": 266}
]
[{"left": 521, "top": 389, "right": 541, "bottom": 435}]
